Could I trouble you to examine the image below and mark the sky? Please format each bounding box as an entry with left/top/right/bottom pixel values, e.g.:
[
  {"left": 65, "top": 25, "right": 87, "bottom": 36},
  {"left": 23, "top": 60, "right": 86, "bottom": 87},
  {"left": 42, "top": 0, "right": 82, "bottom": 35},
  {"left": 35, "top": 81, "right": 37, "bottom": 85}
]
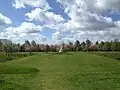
[{"left": 0, "top": 0, "right": 120, "bottom": 44}]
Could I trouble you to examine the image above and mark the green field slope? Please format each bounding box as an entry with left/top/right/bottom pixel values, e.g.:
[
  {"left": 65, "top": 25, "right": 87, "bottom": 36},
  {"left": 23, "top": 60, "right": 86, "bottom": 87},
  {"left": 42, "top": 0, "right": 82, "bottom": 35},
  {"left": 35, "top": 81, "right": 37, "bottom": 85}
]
[{"left": 0, "top": 52, "right": 120, "bottom": 90}]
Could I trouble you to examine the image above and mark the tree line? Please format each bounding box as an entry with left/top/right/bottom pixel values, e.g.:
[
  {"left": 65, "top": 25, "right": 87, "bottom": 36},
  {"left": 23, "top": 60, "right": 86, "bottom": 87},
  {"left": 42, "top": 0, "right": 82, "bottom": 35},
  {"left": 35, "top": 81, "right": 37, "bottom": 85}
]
[{"left": 0, "top": 39, "right": 120, "bottom": 54}]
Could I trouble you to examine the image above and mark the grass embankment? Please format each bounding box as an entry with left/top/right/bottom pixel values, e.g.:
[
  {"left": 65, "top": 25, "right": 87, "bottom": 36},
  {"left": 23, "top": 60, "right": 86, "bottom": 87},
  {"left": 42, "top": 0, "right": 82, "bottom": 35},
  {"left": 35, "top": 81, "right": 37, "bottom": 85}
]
[{"left": 0, "top": 52, "right": 120, "bottom": 90}]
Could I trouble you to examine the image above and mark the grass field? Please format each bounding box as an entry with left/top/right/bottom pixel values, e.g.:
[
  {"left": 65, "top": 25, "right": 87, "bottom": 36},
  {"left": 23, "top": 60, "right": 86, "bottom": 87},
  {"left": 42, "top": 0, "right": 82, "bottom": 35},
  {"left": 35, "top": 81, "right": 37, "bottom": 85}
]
[
  {"left": 0, "top": 52, "right": 120, "bottom": 90},
  {"left": 0, "top": 52, "right": 37, "bottom": 62},
  {"left": 93, "top": 52, "right": 120, "bottom": 60}
]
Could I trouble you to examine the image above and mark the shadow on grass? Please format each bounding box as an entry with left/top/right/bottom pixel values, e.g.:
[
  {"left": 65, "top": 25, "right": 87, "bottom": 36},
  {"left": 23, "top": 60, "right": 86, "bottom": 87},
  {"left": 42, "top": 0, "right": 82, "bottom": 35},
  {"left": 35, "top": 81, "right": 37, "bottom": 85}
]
[{"left": 0, "top": 65, "right": 39, "bottom": 74}]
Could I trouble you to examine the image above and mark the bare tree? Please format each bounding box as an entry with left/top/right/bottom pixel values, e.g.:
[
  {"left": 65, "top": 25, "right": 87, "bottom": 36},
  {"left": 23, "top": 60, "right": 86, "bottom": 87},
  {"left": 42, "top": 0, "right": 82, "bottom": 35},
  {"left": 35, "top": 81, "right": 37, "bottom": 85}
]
[{"left": 3, "top": 42, "right": 12, "bottom": 60}]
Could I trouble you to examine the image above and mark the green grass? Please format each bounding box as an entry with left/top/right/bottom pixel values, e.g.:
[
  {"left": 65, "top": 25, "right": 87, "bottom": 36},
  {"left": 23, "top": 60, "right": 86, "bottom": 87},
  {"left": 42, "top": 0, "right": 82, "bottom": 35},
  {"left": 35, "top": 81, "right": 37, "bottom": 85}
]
[
  {"left": 93, "top": 52, "right": 120, "bottom": 60},
  {"left": 0, "top": 52, "right": 120, "bottom": 90},
  {"left": 0, "top": 52, "right": 37, "bottom": 62}
]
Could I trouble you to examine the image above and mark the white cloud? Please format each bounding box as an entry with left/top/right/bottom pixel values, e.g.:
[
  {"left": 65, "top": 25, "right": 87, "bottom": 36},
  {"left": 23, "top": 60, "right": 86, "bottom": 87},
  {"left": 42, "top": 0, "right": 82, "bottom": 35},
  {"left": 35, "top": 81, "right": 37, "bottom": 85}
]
[
  {"left": 5, "top": 22, "right": 43, "bottom": 34},
  {"left": 13, "top": 0, "right": 51, "bottom": 10},
  {"left": 36, "top": 34, "right": 47, "bottom": 41},
  {"left": 5, "top": 0, "right": 120, "bottom": 43},
  {"left": 51, "top": 0, "right": 120, "bottom": 43},
  {"left": 54, "top": 13, "right": 115, "bottom": 33},
  {"left": 25, "top": 8, "right": 65, "bottom": 28},
  {"left": 95, "top": 0, "right": 120, "bottom": 11},
  {"left": 0, "top": 13, "right": 12, "bottom": 25},
  {"left": 52, "top": 28, "right": 120, "bottom": 43},
  {"left": 56, "top": 1, "right": 116, "bottom": 31},
  {"left": 25, "top": 1, "right": 118, "bottom": 43},
  {"left": 57, "top": 0, "right": 120, "bottom": 13},
  {"left": 52, "top": 32, "right": 62, "bottom": 40},
  {"left": 0, "top": 22, "right": 47, "bottom": 42}
]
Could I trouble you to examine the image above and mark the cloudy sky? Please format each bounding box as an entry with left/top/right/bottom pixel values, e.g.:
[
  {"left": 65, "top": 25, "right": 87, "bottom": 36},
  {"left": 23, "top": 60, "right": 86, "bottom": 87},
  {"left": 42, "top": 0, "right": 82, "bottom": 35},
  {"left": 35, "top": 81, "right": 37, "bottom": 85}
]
[{"left": 0, "top": 0, "right": 120, "bottom": 44}]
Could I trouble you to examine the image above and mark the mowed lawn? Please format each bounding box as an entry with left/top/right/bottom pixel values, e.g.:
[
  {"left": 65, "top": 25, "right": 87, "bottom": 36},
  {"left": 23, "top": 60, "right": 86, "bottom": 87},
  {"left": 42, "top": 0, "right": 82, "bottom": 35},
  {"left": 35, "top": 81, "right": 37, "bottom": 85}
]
[{"left": 0, "top": 52, "right": 120, "bottom": 90}]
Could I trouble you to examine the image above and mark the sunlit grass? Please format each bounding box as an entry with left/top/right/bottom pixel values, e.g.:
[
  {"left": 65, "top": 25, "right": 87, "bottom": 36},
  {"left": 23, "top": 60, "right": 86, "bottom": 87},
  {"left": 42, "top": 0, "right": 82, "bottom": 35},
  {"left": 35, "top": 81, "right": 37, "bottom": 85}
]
[{"left": 0, "top": 52, "right": 120, "bottom": 90}]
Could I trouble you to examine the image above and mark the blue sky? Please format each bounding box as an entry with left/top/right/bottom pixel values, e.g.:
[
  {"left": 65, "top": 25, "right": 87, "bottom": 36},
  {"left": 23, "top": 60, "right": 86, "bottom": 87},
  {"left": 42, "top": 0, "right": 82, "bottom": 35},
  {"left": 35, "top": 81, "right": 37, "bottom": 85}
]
[
  {"left": 0, "top": 0, "right": 69, "bottom": 24},
  {"left": 0, "top": 0, "right": 67, "bottom": 41},
  {"left": 0, "top": 0, "right": 120, "bottom": 44},
  {"left": 0, "top": 0, "right": 60, "bottom": 43}
]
